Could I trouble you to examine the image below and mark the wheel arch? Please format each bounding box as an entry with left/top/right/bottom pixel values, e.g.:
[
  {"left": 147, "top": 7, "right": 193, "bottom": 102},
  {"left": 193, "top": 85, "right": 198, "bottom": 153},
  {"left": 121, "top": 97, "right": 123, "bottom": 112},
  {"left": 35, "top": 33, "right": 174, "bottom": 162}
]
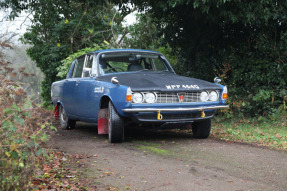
[
  {"left": 100, "top": 95, "right": 111, "bottom": 109},
  {"left": 99, "top": 95, "right": 126, "bottom": 118},
  {"left": 53, "top": 101, "right": 64, "bottom": 118},
  {"left": 56, "top": 101, "right": 65, "bottom": 112}
]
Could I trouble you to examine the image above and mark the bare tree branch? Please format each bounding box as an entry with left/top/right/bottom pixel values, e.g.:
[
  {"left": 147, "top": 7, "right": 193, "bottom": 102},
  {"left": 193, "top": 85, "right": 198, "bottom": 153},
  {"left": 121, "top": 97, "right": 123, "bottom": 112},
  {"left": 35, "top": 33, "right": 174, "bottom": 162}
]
[{"left": 20, "top": 11, "right": 33, "bottom": 29}]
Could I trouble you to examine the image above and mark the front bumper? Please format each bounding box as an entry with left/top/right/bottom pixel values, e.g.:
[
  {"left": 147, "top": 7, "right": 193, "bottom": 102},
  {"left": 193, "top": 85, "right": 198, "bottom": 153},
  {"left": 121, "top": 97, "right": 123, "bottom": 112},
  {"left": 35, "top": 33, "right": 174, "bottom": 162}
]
[
  {"left": 122, "top": 105, "right": 229, "bottom": 123},
  {"left": 122, "top": 105, "right": 229, "bottom": 113}
]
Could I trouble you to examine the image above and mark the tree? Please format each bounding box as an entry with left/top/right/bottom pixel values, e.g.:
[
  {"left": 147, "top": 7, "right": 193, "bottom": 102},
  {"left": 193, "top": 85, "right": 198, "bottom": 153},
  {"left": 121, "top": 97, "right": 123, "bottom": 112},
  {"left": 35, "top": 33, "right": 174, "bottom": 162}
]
[
  {"left": 1, "top": 0, "right": 129, "bottom": 105},
  {"left": 5, "top": 45, "right": 44, "bottom": 101},
  {"left": 124, "top": 13, "right": 162, "bottom": 49},
  {"left": 124, "top": 13, "right": 177, "bottom": 66},
  {"left": 127, "top": 0, "right": 287, "bottom": 116}
]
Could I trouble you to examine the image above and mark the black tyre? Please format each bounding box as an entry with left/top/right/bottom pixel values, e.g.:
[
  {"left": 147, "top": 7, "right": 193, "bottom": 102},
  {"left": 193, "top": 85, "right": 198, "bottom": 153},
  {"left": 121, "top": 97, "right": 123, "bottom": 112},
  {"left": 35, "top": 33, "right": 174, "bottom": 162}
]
[
  {"left": 192, "top": 119, "right": 211, "bottom": 139},
  {"left": 108, "top": 101, "right": 124, "bottom": 143},
  {"left": 59, "top": 105, "right": 76, "bottom": 130}
]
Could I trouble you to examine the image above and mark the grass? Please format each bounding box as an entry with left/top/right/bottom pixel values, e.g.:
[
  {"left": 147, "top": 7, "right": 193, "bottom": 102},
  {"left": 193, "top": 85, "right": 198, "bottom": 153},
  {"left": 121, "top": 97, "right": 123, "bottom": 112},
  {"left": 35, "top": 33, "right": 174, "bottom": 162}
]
[
  {"left": 133, "top": 141, "right": 171, "bottom": 155},
  {"left": 137, "top": 145, "right": 170, "bottom": 155},
  {"left": 212, "top": 112, "right": 287, "bottom": 150}
]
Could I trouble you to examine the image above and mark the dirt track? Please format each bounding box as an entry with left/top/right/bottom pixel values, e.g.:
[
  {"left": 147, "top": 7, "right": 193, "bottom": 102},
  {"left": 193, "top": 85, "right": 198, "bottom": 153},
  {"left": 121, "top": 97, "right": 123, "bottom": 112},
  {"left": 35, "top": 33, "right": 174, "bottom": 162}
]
[{"left": 50, "top": 122, "right": 287, "bottom": 191}]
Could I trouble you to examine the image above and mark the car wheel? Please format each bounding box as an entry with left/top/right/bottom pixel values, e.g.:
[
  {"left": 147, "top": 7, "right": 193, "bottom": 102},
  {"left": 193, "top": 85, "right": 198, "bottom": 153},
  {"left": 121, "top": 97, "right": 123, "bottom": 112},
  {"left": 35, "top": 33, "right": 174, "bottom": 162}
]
[
  {"left": 192, "top": 119, "right": 211, "bottom": 139},
  {"left": 108, "top": 101, "right": 124, "bottom": 143},
  {"left": 59, "top": 105, "right": 76, "bottom": 130}
]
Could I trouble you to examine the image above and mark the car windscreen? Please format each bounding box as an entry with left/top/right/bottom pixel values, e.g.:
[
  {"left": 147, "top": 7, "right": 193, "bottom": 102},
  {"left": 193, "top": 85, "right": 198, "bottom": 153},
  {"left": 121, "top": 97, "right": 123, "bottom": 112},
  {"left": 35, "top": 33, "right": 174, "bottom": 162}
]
[{"left": 98, "top": 53, "right": 171, "bottom": 75}]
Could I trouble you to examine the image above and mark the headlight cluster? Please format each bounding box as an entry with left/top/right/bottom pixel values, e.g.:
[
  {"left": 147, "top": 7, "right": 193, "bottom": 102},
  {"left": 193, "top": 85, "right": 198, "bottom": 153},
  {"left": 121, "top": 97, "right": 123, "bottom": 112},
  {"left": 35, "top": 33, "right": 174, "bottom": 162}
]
[
  {"left": 200, "top": 91, "right": 219, "bottom": 102},
  {"left": 132, "top": 92, "right": 157, "bottom": 103}
]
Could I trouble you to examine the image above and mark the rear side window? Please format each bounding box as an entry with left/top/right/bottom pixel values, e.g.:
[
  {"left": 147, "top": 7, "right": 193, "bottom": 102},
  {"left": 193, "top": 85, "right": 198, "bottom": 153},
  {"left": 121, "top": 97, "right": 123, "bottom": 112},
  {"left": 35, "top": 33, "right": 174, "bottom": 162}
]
[
  {"left": 85, "top": 55, "right": 93, "bottom": 68},
  {"left": 73, "top": 56, "right": 85, "bottom": 78},
  {"left": 82, "top": 55, "right": 93, "bottom": 77}
]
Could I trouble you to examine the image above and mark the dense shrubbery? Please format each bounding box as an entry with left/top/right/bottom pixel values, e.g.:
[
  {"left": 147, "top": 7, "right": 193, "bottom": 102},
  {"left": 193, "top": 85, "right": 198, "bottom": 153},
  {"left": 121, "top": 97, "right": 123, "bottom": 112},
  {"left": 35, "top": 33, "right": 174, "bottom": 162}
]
[
  {"left": 0, "top": 46, "right": 56, "bottom": 190},
  {"left": 217, "top": 32, "right": 287, "bottom": 117},
  {"left": 128, "top": 0, "right": 287, "bottom": 117}
]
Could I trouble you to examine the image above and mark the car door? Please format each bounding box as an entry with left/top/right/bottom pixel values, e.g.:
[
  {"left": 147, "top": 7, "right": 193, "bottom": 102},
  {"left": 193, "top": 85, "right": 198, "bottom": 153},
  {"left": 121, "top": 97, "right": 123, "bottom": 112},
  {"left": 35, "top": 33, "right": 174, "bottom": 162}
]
[
  {"left": 74, "top": 54, "right": 100, "bottom": 119},
  {"left": 61, "top": 59, "right": 79, "bottom": 117}
]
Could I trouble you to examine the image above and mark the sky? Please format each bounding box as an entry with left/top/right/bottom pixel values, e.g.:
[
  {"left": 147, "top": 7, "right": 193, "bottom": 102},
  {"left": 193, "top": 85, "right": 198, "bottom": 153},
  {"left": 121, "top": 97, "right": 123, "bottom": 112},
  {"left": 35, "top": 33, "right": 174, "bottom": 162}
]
[
  {"left": 0, "top": 8, "right": 137, "bottom": 43},
  {"left": 123, "top": 11, "right": 137, "bottom": 26},
  {"left": 0, "top": 10, "right": 31, "bottom": 43}
]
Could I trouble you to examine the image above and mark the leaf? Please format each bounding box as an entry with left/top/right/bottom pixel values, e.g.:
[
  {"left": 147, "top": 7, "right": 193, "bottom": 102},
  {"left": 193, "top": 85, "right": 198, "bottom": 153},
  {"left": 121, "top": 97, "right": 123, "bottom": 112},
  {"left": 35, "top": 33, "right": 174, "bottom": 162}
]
[
  {"left": 4, "top": 107, "right": 13, "bottom": 115},
  {"left": 42, "top": 149, "right": 48, "bottom": 157},
  {"left": 5, "top": 151, "right": 11, "bottom": 157},
  {"left": 104, "top": 172, "right": 112, "bottom": 175},
  {"left": 19, "top": 162, "right": 24, "bottom": 168},
  {"left": 104, "top": 40, "right": 110, "bottom": 45},
  {"left": 14, "top": 115, "right": 25, "bottom": 126},
  {"left": 10, "top": 143, "right": 18, "bottom": 151},
  {"left": 88, "top": 29, "right": 93, "bottom": 34},
  {"left": 50, "top": 125, "right": 57, "bottom": 131},
  {"left": 31, "top": 135, "right": 36, "bottom": 140},
  {"left": 11, "top": 151, "right": 18, "bottom": 159},
  {"left": 36, "top": 149, "right": 42, "bottom": 156},
  {"left": 12, "top": 104, "right": 21, "bottom": 112}
]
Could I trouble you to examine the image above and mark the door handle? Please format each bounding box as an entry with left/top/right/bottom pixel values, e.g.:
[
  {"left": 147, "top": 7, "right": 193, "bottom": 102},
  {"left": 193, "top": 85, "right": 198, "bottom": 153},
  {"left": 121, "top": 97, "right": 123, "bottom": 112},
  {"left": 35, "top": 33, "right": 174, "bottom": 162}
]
[{"left": 76, "top": 80, "right": 80, "bottom": 87}]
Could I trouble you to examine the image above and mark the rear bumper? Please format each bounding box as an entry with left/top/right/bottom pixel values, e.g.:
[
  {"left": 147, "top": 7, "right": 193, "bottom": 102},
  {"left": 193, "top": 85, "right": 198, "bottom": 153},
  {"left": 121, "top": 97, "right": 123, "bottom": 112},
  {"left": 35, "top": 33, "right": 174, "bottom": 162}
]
[{"left": 122, "top": 105, "right": 229, "bottom": 113}]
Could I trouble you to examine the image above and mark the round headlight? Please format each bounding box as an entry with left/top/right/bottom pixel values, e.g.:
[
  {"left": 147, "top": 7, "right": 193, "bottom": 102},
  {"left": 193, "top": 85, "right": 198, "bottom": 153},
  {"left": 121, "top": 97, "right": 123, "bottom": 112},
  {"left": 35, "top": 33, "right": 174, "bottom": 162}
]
[
  {"left": 200, "top": 91, "right": 209, "bottom": 102},
  {"left": 132, "top": 92, "right": 143, "bottom": 103},
  {"left": 209, "top": 91, "right": 219, "bottom": 101},
  {"left": 145, "top": 92, "right": 157, "bottom": 103}
]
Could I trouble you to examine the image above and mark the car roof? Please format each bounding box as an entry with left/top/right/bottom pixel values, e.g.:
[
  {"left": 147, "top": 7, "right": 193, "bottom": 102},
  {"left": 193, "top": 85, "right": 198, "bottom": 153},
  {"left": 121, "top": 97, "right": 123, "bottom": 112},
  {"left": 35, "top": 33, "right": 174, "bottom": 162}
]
[{"left": 91, "top": 49, "right": 160, "bottom": 54}]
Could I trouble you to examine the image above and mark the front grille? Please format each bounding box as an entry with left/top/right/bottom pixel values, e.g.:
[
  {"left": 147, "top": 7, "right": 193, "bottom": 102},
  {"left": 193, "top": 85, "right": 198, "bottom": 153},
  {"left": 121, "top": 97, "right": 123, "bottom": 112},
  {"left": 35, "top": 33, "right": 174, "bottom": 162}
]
[
  {"left": 156, "top": 92, "right": 201, "bottom": 103},
  {"left": 131, "top": 90, "right": 220, "bottom": 104}
]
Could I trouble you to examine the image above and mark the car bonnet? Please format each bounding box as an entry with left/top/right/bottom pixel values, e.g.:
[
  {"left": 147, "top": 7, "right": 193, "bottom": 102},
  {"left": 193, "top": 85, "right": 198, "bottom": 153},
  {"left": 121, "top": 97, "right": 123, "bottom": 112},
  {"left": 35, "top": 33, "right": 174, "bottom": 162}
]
[{"left": 96, "top": 72, "right": 221, "bottom": 92}]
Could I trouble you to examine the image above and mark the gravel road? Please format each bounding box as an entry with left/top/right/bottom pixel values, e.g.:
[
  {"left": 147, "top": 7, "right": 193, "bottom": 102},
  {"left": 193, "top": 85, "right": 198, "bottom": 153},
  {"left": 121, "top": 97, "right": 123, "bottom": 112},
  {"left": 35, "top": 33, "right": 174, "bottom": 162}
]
[{"left": 50, "top": 122, "right": 287, "bottom": 191}]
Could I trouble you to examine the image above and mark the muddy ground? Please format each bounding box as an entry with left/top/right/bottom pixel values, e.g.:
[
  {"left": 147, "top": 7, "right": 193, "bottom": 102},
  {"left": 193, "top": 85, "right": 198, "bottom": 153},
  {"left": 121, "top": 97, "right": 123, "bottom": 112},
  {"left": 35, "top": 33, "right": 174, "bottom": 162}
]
[{"left": 49, "top": 122, "right": 287, "bottom": 191}]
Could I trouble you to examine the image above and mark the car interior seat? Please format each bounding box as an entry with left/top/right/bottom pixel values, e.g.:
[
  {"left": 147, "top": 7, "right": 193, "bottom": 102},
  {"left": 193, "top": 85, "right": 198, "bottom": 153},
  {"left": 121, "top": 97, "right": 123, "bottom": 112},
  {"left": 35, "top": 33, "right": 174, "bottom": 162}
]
[{"left": 127, "top": 62, "right": 143, "bottom": 71}]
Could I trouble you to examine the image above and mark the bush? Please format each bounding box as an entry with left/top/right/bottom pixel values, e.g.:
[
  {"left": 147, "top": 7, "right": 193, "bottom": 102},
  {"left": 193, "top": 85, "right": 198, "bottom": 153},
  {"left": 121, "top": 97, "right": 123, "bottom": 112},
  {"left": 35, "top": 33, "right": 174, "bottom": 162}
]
[{"left": 0, "top": 46, "right": 56, "bottom": 190}]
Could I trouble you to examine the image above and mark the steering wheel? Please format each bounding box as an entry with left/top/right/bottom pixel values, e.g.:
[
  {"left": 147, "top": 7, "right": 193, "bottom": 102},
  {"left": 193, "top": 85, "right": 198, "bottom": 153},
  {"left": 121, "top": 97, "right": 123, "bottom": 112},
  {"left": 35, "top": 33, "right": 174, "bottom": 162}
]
[{"left": 105, "top": 67, "right": 125, "bottom": 73}]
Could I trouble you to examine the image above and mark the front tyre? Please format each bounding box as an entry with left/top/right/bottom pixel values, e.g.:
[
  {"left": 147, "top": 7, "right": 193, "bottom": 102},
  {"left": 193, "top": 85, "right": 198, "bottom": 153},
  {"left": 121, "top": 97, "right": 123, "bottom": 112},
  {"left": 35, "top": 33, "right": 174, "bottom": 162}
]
[
  {"left": 108, "top": 101, "right": 124, "bottom": 143},
  {"left": 192, "top": 119, "right": 211, "bottom": 139},
  {"left": 59, "top": 105, "right": 76, "bottom": 130}
]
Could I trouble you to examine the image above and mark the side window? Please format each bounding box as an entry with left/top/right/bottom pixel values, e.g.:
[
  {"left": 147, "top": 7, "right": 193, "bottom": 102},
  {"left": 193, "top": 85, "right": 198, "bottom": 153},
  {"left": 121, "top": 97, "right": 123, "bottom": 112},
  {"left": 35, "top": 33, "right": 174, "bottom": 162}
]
[
  {"left": 82, "top": 55, "right": 93, "bottom": 77},
  {"left": 152, "top": 58, "right": 166, "bottom": 71},
  {"left": 71, "top": 60, "right": 78, "bottom": 78},
  {"left": 73, "top": 56, "right": 85, "bottom": 78},
  {"left": 67, "top": 60, "right": 77, "bottom": 78},
  {"left": 85, "top": 55, "right": 93, "bottom": 68}
]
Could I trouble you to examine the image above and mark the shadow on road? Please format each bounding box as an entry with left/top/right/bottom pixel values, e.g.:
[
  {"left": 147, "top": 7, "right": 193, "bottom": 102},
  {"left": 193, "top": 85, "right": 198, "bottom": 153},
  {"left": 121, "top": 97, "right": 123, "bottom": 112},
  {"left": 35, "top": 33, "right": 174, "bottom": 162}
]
[{"left": 71, "top": 122, "right": 195, "bottom": 143}]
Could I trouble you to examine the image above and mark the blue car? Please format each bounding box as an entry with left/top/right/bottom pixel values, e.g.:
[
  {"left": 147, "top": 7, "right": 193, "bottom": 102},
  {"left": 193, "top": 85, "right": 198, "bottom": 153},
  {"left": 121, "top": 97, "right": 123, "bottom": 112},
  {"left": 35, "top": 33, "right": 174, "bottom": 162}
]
[{"left": 51, "top": 49, "right": 228, "bottom": 143}]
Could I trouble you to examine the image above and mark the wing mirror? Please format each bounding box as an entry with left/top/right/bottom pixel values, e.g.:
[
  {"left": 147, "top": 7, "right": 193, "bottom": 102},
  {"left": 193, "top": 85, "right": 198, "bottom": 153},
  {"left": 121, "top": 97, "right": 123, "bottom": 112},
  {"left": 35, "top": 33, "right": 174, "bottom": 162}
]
[
  {"left": 111, "top": 77, "right": 120, "bottom": 86},
  {"left": 214, "top": 77, "right": 221, "bottom": 84}
]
